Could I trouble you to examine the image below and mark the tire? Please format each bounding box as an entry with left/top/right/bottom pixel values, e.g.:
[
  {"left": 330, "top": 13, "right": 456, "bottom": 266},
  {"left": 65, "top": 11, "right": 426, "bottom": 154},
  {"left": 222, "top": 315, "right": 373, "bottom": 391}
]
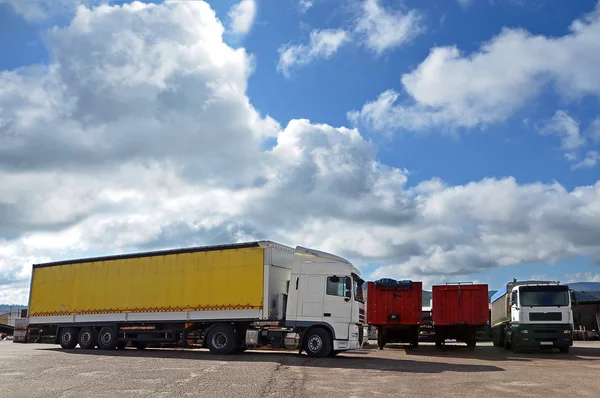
[
  {"left": 411, "top": 330, "right": 419, "bottom": 348},
  {"left": 97, "top": 326, "right": 117, "bottom": 350},
  {"left": 78, "top": 327, "right": 97, "bottom": 349},
  {"left": 466, "top": 330, "right": 477, "bottom": 350},
  {"left": 377, "top": 327, "right": 385, "bottom": 350},
  {"left": 206, "top": 324, "right": 237, "bottom": 354},
  {"left": 504, "top": 331, "right": 512, "bottom": 350},
  {"left": 560, "top": 346, "right": 570, "bottom": 354},
  {"left": 59, "top": 327, "right": 79, "bottom": 349},
  {"left": 304, "top": 328, "right": 332, "bottom": 358}
]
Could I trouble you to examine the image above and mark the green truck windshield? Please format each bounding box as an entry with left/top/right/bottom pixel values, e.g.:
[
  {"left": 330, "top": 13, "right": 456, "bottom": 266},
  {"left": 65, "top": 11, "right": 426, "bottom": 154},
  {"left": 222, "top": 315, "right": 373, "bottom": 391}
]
[{"left": 520, "top": 286, "right": 569, "bottom": 307}]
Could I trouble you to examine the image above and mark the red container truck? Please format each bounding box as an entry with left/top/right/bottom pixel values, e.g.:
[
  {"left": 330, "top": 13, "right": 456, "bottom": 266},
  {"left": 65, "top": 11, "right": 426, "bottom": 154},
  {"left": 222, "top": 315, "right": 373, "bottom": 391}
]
[
  {"left": 366, "top": 279, "right": 422, "bottom": 349},
  {"left": 432, "top": 283, "right": 489, "bottom": 349}
]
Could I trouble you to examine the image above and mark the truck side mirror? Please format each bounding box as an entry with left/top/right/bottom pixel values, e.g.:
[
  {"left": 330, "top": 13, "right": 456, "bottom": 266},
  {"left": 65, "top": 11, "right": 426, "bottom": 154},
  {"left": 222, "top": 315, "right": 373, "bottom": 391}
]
[
  {"left": 571, "top": 290, "right": 578, "bottom": 305},
  {"left": 345, "top": 290, "right": 351, "bottom": 301}
]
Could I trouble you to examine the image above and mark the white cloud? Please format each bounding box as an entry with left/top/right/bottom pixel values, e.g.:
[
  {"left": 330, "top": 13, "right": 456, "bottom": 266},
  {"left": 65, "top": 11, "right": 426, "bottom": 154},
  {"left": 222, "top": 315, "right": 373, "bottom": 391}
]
[
  {"left": 564, "top": 273, "right": 600, "bottom": 283},
  {"left": 565, "top": 152, "right": 578, "bottom": 161},
  {"left": 277, "top": 29, "right": 349, "bottom": 76},
  {"left": 3, "top": 1, "right": 600, "bottom": 304},
  {"left": 354, "top": 0, "right": 424, "bottom": 55},
  {"left": 298, "top": 0, "right": 313, "bottom": 13},
  {"left": 228, "top": 0, "right": 256, "bottom": 34},
  {"left": 530, "top": 274, "right": 549, "bottom": 281},
  {"left": 588, "top": 118, "right": 600, "bottom": 143},
  {"left": 539, "top": 110, "right": 585, "bottom": 151},
  {"left": 278, "top": 0, "right": 423, "bottom": 76},
  {"left": 572, "top": 151, "right": 600, "bottom": 170},
  {"left": 349, "top": 1, "right": 600, "bottom": 132}
]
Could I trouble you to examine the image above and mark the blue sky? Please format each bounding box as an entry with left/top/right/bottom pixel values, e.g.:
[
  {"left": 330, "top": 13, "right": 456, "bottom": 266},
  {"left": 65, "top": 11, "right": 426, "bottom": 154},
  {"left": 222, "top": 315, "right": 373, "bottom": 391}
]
[{"left": 1, "top": 0, "right": 600, "bottom": 302}]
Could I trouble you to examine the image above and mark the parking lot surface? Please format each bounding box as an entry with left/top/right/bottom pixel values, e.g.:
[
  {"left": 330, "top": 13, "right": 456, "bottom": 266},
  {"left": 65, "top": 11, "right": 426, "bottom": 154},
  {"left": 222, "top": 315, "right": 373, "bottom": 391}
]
[{"left": 1, "top": 340, "right": 599, "bottom": 397}]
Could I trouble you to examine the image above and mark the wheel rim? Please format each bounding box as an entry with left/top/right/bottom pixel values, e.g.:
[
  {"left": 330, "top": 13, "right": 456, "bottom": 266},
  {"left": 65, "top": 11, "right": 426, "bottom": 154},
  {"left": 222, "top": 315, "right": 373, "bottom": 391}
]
[
  {"left": 81, "top": 332, "right": 91, "bottom": 345},
  {"left": 308, "top": 335, "right": 322, "bottom": 352},
  {"left": 211, "top": 332, "right": 227, "bottom": 349},
  {"left": 62, "top": 331, "right": 72, "bottom": 344},
  {"left": 101, "top": 332, "right": 112, "bottom": 345}
]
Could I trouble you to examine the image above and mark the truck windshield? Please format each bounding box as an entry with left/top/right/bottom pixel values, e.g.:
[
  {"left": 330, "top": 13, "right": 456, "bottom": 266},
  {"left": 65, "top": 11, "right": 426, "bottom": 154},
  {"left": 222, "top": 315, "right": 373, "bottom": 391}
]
[
  {"left": 353, "top": 275, "right": 365, "bottom": 303},
  {"left": 520, "top": 286, "right": 569, "bottom": 307}
]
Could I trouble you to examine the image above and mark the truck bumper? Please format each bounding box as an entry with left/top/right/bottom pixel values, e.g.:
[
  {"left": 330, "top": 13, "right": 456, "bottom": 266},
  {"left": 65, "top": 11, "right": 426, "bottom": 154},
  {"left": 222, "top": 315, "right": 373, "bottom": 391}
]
[
  {"left": 512, "top": 323, "right": 573, "bottom": 348},
  {"left": 333, "top": 339, "right": 362, "bottom": 350},
  {"left": 333, "top": 324, "right": 363, "bottom": 351}
]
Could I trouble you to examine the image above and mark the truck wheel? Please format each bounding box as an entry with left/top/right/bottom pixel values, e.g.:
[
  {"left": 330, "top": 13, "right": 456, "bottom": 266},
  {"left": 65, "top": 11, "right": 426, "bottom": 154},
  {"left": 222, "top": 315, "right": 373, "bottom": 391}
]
[
  {"left": 411, "top": 336, "right": 419, "bottom": 348},
  {"left": 304, "top": 328, "right": 332, "bottom": 358},
  {"left": 78, "top": 327, "right": 97, "bottom": 349},
  {"left": 466, "top": 335, "right": 476, "bottom": 350},
  {"left": 377, "top": 327, "right": 385, "bottom": 350},
  {"left": 98, "top": 326, "right": 117, "bottom": 350},
  {"left": 59, "top": 328, "right": 79, "bottom": 349},
  {"left": 206, "top": 324, "right": 236, "bottom": 354},
  {"left": 503, "top": 331, "right": 512, "bottom": 350}
]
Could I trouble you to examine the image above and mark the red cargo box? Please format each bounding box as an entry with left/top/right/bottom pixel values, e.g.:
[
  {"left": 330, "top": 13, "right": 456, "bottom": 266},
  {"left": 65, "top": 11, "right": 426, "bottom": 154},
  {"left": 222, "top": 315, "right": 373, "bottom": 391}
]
[
  {"left": 367, "top": 281, "right": 422, "bottom": 326},
  {"left": 432, "top": 283, "right": 488, "bottom": 326}
]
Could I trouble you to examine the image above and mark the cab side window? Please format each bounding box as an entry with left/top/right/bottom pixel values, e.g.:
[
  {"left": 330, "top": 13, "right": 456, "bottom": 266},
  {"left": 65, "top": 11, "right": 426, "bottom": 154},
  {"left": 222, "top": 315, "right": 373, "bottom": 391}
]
[
  {"left": 326, "top": 276, "right": 346, "bottom": 297},
  {"left": 511, "top": 291, "right": 518, "bottom": 306}
]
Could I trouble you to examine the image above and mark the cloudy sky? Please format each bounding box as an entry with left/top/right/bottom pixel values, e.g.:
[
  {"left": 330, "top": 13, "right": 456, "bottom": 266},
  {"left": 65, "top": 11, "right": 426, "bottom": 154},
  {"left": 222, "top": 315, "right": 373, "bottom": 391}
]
[{"left": 1, "top": 0, "right": 600, "bottom": 304}]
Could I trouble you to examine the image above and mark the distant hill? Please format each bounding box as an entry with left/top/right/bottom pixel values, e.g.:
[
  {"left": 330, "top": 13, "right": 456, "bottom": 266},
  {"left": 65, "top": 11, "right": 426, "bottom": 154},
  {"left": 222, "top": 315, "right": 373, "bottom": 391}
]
[
  {"left": 566, "top": 282, "right": 600, "bottom": 291},
  {"left": 0, "top": 305, "right": 26, "bottom": 314}
]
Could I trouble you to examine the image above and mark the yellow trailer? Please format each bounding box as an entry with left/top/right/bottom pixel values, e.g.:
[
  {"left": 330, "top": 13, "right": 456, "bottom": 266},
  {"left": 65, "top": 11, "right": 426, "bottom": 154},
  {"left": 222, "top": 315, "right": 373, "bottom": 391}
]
[
  {"left": 29, "top": 241, "right": 294, "bottom": 324},
  {"left": 23, "top": 240, "right": 366, "bottom": 357}
]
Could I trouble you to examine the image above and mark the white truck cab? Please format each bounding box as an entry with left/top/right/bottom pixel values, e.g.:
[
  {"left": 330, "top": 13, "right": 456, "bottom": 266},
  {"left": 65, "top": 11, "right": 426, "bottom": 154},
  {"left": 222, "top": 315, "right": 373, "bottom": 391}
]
[
  {"left": 284, "top": 246, "right": 366, "bottom": 354},
  {"left": 491, "top": 280, "right": 574, "bottom": 353}
]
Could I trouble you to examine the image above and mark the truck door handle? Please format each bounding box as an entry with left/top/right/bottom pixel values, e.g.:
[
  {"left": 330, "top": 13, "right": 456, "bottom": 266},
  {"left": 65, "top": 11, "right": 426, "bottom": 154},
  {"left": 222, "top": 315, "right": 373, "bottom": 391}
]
[{"left": 324, "top": 313, "right": 331, "bottom": 317}]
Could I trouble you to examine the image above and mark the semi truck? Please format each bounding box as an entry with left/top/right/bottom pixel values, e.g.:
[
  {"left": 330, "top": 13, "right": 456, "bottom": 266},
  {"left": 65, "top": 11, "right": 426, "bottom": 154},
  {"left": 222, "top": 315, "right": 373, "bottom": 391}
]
[
  {"left": 431, "top": 283, "right": 488, "bottom": 349},
  {"left": 490, "top": 279, "right": 574, "bottom": 353},
  {"left": 20, "top": 241, "right": 367, "bottom": 358},
  {"left": 366, "top": 279, "right": 422, "bottom": 349}
]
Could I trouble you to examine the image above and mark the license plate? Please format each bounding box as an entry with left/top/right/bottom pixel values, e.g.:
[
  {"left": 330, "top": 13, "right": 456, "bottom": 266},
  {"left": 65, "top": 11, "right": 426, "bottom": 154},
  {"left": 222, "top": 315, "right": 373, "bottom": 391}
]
[{"left": 540, "top": 341, "right": 553, "bottom": 345}]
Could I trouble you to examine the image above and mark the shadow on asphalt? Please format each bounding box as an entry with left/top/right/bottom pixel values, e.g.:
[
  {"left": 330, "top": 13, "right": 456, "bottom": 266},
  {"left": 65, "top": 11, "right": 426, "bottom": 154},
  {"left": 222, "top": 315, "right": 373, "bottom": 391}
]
[
  {"left": 399, "top": 343, "right": 600, "bottom": 362},
  {"left": 43, "top": 346, "right": 504, "bottom": 374}
]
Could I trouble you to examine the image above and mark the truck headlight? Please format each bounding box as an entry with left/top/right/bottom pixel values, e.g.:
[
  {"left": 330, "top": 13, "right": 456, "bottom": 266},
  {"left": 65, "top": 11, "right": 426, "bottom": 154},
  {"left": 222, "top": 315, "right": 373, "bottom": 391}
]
[
  {"left": 520, "top": 330, "right": 528, "bottom": 334},
  {"left": 564, "top": 330, "right": 571, "bottom": 334}
]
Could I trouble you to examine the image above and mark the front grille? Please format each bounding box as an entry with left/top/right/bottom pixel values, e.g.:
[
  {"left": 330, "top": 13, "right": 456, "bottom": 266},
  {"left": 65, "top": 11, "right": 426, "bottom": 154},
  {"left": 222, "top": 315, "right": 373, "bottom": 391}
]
[{"left": 529, "top": 312, "right": 562, "bottom": 321}]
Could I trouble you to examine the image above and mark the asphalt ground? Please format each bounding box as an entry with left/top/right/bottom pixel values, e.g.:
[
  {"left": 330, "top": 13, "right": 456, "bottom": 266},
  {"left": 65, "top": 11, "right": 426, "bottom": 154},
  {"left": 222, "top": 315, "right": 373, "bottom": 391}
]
[{"left": 1, "top": 340, "right": 599, "bottom": 397}]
